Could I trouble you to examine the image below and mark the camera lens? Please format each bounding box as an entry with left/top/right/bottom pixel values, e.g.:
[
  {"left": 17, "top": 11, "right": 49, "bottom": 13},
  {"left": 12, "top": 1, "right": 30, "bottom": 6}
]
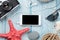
[{"left": 2, "top": 1, "right": 13, "bottom": 11}]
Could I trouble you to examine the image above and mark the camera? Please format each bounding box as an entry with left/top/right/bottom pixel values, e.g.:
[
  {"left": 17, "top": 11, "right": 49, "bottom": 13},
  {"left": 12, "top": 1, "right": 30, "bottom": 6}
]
[{"left": 0, "top": 0, "right": 19, "bottom": 19}]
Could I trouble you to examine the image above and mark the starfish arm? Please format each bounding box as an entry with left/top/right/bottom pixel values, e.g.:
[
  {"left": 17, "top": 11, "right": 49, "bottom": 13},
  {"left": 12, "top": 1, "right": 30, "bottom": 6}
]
[
  {"left": 8, "top": 19, "right": 16, "bottom": 31},
  {"left": 10, "top": 38, "right": 21, "bottom": 40},
  {"left": 18, "top": 28, "right": 30, "bottom": 35},
  {"left": 0, "top": 34, "right": 8, "bottom": 38}
]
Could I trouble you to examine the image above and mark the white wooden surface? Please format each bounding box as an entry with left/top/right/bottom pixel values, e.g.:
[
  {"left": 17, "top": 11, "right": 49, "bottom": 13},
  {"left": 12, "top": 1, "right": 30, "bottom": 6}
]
[{"left": 0, "top": 0, "right": 60, "bottom": 40}]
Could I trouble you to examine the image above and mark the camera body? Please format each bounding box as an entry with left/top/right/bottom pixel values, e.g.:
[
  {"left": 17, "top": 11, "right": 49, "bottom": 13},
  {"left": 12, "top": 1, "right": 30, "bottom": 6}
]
[{"left": 0, "top": 0, "right": 19, "bottom": 19}]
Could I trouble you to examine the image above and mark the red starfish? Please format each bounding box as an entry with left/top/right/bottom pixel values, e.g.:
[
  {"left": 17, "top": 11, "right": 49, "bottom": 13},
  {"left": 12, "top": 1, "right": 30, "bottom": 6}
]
[{"left": 0, "top": 19, "right": 30, "bottom": 40}]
